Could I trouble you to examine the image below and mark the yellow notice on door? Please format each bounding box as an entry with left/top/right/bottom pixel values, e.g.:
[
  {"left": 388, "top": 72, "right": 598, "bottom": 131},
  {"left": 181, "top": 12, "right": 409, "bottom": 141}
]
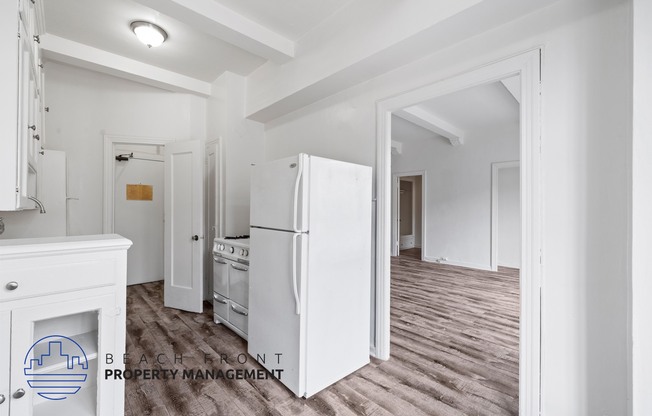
[{"left": 126, "top": 184, "right": 153, "bottom": 201}]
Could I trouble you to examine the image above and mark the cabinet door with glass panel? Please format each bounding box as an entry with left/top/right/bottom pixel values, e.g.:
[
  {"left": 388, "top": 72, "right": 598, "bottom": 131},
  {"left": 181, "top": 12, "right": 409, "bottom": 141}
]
[{"left": 9, "top": 294, "right": 118, "bottom": 416}]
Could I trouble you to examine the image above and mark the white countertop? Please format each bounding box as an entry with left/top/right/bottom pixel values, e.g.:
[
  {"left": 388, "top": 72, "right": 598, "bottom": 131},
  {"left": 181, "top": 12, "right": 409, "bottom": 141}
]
[{"left": 0, "top": 234, "right": 132, "bottom": 256}]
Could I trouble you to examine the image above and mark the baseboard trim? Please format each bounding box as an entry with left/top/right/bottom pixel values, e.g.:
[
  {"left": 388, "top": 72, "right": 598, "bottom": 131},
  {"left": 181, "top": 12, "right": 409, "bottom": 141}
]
[{"left": 422, "top": 256, "right": 492, "bottom": 272}]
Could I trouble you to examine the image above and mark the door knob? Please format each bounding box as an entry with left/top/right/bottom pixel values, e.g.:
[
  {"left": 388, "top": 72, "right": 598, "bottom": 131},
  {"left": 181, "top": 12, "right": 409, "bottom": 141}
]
[
  {"left": 0, "top": 394, "right": 5, "bottom": 404},
  {"left": 192, "top": 235, "right": 199, "bottom": 241},
  {"left": 6, "top": 281, "right": 18, "bottom": 291},
  {"left": 13, "top": 389, "right": 25, "bottom": 399}
]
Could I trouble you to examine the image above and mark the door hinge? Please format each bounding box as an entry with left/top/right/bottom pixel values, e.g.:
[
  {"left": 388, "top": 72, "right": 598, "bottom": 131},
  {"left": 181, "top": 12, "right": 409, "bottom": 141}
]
[{"left": 15, "top": 187, "right": 19, "bottom": 193}]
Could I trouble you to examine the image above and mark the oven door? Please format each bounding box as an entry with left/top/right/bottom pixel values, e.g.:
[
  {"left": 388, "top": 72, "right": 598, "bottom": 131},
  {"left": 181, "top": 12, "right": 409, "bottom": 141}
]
[
  {"left": 213, "top": 253, "right": 229, "bottom": 297},
  {"left": 229, "top": 261, "right": 249, "bottom": 307}
]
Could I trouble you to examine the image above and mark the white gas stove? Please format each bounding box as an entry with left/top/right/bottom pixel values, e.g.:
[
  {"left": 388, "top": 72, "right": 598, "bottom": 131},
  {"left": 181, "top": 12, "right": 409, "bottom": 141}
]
[{"left": 212, "top": 236, "right": 250, "bottom": 339}]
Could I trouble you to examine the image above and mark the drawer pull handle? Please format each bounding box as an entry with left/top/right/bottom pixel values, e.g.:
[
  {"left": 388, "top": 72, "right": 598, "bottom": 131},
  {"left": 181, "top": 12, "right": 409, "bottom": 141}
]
[
  {"left": 230, "top": 304, "right": 248, "bottom": 316},
  {"left": 0, "top": 394, "right": 5, "bottom": 404},
  {"left": 13, "top": 389, "right": 25, "bottom": 399},
  {"left": 6, "top": 281, "right": 18, "bottom": 291},
  {"left": 213, "top": 256, "right": 227, "bottom": 264},
  {"left": 230, "top": 264, "right": 248, "bottom": 272},
  {"left": 213, "top": 294, "right": 227, "bottom": 304}
]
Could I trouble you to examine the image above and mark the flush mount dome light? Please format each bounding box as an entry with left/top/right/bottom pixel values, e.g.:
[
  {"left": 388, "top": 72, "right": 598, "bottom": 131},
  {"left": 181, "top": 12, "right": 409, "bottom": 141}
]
[{"left": 130, "top": 21, "right": 167, "bottom": 48}]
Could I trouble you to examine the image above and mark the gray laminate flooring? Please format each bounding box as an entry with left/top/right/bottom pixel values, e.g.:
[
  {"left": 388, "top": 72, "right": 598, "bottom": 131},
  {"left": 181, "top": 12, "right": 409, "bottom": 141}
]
[{"left": 124, "top": 250, "right": 519, "bottom": 415}]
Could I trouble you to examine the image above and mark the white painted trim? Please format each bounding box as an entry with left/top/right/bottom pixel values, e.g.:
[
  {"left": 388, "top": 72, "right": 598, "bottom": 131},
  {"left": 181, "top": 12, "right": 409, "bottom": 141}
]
[
  {"left": 205, "top": 138, "right": 225, "bottom": 240},
  {"left": 423, "top": 256, "right": 492, "bottom": 271},
  {"left": 375, "top": 48, "right": 542, "bottom": 416},
  {"left": 102, "top": 135, "right": 175, "bottom": 234},
  {"left": 42, "top": 35, "right": 212, "bottom": 97},
  {"left": 491, "top": 161, "right": 520, "bottom": 272}
]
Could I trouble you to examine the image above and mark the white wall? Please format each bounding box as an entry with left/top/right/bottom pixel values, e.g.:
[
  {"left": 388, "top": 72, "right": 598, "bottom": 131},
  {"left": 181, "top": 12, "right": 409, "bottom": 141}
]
[
  {"left": 392, "top": 116, "right": 518, "bottom": 270},
  {"left": 207, "top": 72, "right": 265, "bottom": 236},
  {"left": 631, "top": 0, "right": 652, "bottom": 413},
  {"left": 263, "top": 1, "right": 631, "bottom": 414},
  {"left": 0, "top": 151, "right": 67, "bottom": 239},
  {"left": 496, "top": 166, "right": 520, "bottom": 269},
  {"left": 43, "top": 62, "right": 206, "bottom": 236}
]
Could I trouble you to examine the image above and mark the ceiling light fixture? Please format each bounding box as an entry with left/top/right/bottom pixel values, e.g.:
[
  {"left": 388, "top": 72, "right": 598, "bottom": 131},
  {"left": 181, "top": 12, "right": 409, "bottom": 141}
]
[{"left": 130, "top": 21, "right": 168, "bottom": 48}]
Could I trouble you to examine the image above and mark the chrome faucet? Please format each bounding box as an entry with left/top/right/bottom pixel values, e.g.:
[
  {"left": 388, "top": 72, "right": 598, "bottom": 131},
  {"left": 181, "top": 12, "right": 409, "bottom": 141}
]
[{"left": 28, "top": 196, "right": 46, "bottom": 214}]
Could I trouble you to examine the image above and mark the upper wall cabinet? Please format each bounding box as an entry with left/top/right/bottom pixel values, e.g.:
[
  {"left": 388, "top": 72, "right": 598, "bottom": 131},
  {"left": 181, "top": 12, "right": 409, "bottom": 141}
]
[{"left": 0, "top": 0, "right": 45, "bottom": 211}]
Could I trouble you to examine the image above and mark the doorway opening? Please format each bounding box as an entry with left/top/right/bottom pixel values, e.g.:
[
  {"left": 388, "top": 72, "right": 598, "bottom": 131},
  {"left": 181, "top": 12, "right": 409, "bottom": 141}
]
[
  {"left": 391, "top": 172, "right": 425, "bottom": 260},
  {"left": 103, "top": 136, "right": 172, "bottom": 286},
  {"left": 375, "top": 49, "right": 541, "bottom": 414}
]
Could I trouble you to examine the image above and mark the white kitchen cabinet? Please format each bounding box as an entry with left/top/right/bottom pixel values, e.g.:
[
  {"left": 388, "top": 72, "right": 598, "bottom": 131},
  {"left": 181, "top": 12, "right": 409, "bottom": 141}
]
[
  {"left": 0, "top": 235, "right": 132, "bottom": 416},
  {"left": 0, "top": 0, "right": 46, "bottom": 211}
]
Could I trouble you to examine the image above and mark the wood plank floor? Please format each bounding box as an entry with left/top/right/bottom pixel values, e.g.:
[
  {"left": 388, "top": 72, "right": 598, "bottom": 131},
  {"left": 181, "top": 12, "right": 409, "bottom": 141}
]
[{"left": 124, "top": 252, "right": 519, "bottom": 415}]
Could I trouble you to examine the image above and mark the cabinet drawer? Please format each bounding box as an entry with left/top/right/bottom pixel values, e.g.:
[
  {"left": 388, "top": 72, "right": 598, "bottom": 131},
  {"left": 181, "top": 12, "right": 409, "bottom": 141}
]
[{"left": 0, "top": 257, "right": 116, "bottom": 301}]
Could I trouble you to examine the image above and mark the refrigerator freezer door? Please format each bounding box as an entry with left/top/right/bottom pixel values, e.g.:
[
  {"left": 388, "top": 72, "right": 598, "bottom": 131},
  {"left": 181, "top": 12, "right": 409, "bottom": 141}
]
[
  {"left": 248, "top": 227, "right": 307, "bottom": 397},
  {"left": 250, "top": 154, "right": 308, "bottom": 232}
]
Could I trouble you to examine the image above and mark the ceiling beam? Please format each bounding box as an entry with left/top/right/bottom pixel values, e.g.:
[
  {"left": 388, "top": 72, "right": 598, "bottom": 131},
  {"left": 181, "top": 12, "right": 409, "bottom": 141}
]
[
  {"left": 134, "top": 0, "right": 294, "bottom": 63},
  {"left": 41, "top": 35, "right": 212, "bottom": 96},
  {"left": 394, "top": 106, "right": 464, "bottom": 146},
  {"left": 501, "top": 76, "right": 521, "bottom": 103}
]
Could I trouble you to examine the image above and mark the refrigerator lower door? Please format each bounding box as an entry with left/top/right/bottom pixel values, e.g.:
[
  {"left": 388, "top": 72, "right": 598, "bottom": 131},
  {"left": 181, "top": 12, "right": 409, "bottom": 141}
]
[
  {"left": 248, "top": 227, "right": 307, "bottom": 397},
  {"left": 250, "top": 154, "right": 309, "bottom": 232}
]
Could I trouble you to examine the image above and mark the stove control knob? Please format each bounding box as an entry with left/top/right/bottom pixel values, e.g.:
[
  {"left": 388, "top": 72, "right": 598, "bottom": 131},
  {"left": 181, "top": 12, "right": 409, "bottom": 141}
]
[
  {"left": 229, "top": 247, "right": 235, "bottom": 254},
  {"left": 244, "top": 250, "right": 249, "bottom": 256},
  {"left": 239, "top": 249, "right": 244, "bottom": 256},
  {"left": 219, "top": 244, "right": 224, "bottom": 251}
]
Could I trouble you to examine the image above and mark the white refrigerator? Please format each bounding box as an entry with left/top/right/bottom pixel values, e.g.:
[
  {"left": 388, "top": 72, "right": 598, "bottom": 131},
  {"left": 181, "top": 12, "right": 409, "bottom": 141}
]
[{"left": 249, "top": 153, "right": 372, "bottom": 398}]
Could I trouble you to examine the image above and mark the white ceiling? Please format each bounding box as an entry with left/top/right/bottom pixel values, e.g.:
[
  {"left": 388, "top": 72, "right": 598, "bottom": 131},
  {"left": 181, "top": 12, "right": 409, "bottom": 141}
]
[
  {"left": 417, "top": 80, "right": 519, "bottom": 132},
  {"left": 43, "top": 0, "right": 351, "bottom": 82},
  {"left": 393, "top": 78, "right": 519, "bottom": 145},
  {"left": 210, "top": 0, "right": 353, "bottom": 41}
]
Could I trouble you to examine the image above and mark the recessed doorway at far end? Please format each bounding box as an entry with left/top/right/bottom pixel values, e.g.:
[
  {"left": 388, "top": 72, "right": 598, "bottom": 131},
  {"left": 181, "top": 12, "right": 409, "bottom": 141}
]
[{"left": 391, "top": 173, "right": 425, "bottom": 260}]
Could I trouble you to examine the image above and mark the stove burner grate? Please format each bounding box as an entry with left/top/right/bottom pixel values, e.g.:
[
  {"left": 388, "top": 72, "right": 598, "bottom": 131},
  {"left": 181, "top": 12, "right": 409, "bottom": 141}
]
[{"left": 223, "top": 235, "right": 250, "bottom": 240}]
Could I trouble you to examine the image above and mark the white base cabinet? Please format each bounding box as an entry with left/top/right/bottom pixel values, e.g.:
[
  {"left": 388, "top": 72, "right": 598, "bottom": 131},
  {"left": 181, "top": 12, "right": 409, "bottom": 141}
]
[{"left": 0, "top": 235, "right": 132, "bottom": 416}]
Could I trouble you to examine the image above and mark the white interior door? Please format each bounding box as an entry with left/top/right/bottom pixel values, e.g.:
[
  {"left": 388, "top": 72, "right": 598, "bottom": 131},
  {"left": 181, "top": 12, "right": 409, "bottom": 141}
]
[{"left": 164, "top": 140, "right": 204, "bottom": 313}]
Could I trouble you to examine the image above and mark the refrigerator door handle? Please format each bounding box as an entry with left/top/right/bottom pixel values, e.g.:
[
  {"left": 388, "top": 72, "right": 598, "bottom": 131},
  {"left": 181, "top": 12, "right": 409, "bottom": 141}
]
[
  {"left": 292, "top": 155, "right": 304, "bottom": 233},
  {"left": 292, "top": 232, "right": 301, "bottom": 315}
]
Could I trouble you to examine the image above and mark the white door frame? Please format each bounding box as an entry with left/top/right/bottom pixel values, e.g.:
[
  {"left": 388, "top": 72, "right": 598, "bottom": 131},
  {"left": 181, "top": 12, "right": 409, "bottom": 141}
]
[
  {"left": 391, "top": 171, "right": 426, "bottom": 259},
  {"left": 491, "top": 161, "right": 520, "bottom": 271},
  {"left": 103, "top": 135, "right": 174, "bottom": 233},
  {"left": 375, "top": 49, "right": 542, "bottom": 415}
]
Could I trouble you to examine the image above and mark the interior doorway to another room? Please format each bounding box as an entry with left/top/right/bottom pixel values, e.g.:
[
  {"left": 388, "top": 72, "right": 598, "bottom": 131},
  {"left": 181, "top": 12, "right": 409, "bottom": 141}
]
[
  {"left": 377, "top": 50, "right": 541, "bottom": 414},
  {"left": 391, "top": 173, "right": 425, "bottom": 260}
]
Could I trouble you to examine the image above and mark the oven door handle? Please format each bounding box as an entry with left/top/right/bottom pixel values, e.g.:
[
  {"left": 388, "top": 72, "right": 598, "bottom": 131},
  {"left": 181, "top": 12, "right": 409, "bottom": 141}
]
[
  {"left": 230, "top": 264, "right": 248, "bottom": 272},
  {"left": 231, "top": 304, "right": 248, "bottom": 316},
  {"left": 213, "top": 256, "right": 227, "bottom": 264},
  {"left": 213, "top": 293, "right": 227, "bottom": 304}
]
